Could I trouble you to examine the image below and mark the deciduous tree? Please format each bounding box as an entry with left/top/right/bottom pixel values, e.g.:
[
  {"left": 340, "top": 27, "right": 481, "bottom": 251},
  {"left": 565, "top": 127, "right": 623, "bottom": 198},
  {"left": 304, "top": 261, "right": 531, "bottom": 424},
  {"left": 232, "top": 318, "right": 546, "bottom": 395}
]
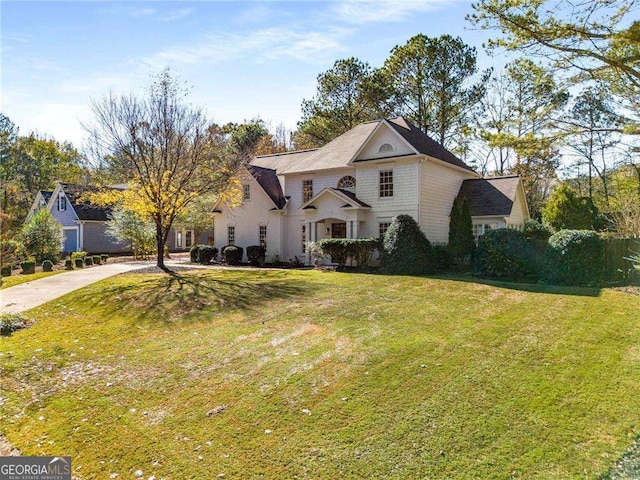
[{"left": 85, "top": 69, "right": 242, "bottom": 271}]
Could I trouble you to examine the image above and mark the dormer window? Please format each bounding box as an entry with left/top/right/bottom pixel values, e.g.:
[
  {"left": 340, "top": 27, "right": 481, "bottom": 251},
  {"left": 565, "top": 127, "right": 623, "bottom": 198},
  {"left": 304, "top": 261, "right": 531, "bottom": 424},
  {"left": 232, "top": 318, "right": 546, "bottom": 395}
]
[
  {"left": 379, "top": 143, "right": 394, "bottom": 153},
  {"left": 337, "top": 176, "right": 356, "bottom": 190}
]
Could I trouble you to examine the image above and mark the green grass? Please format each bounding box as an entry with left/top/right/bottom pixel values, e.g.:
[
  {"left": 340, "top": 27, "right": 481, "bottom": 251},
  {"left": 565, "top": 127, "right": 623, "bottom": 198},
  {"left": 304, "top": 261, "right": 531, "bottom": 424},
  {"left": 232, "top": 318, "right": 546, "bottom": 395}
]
[
  {"left": 0, "top": 270, "right": 63, "bottom": 289},
  {"left": 1, "top": 269, "right": 639, "bottom": 479}
]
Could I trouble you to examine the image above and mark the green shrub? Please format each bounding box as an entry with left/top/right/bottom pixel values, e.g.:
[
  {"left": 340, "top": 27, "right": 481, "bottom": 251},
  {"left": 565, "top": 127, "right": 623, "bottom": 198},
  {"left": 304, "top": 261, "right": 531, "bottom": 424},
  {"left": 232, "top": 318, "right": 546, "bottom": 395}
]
[
  {"left": 21, "top": 209, "right": 63, "bottom": 263},
  {"left": 288, "top": 256, "right": 304, "bottom": 267},
  {"left": 64, "top": 259, "right": 74, "bottom": 270},
  {"left": 189, "top": 244, "right": 201, "bottom": 263},
  {"left": 448, "top": 198, "right": 475, "bottom": 267},
  {"left": 0, "top": 314, "right": 26, "bottom": 336},
  {"left": 92, "top": 255, "right": 101, "bottom": 265},
  {"left": 71, "top": 251, "right": 87, "bottom": 261},
  {"left": 1, "top": 239, "right": 27, "bottom": 268},
  {"left": 523, "top": 219, "right": 553, "bottom": 240},
  {"left": 84, "top": 256, "right": 94, "bottom": 266},
  {"left": 75, "top": 258, "right": 84, "bottom": 268},
  {"left": 222, "top": 245, "right": 243, "bottom": 265},
  {"left": 247, "top": 245, "right": 266, "bottom": 266},
  {"left": 20, "top": 260, "right": 36, "bottom": 275},
  {"left": 100, "top": 254, "right": 109, "bottom": 263},
  {"left": 380, "top": 215, "right": 433, "bottom": 275},
  {"left": 1, "top": 265, "right": 12, "bottom": 277},
  {"left": 42, "top": 260, "right": 54, "bottom": 272},
  {"left": 473, "top": 229, "right": 537, "bottom": 280},
  {"left": 199, "top": 245, "right": 218, "bottom": 264},
  {"left": 351, "top": 238, "right": 379, "bottom": 269},
  {"left": 545, "top": 230, "right": 603, "bottom": 286},
  {"left": 431, "top": 244, "right": 453, "bottom": 272},
  {"left": 314, "top": 238, "right": 379, "bottom": 269}
]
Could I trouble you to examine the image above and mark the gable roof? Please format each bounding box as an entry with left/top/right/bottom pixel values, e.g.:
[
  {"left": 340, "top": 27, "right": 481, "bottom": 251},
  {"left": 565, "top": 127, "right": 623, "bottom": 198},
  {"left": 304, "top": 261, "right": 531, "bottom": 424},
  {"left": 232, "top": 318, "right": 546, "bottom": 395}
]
[
  {"left": 299, "top": 187, "right": 371, "bottom": 210},
  {"left": 456, "top": 176, "right": 521, "bottom": 217},
  {"left": 40, "top": 190, "right": 53, "bottom": 204},
  {"left": 385, "top": 117, "right": 475, "bottom": 172},
  {"left": 58, "top": 183, "right": 124, "bottom": 221},
  {"left": 246, "top": 164, "right": 287, "bottom": 209},
  {"left": 250, "top": 116, "right": 475, "bottom": 175}
]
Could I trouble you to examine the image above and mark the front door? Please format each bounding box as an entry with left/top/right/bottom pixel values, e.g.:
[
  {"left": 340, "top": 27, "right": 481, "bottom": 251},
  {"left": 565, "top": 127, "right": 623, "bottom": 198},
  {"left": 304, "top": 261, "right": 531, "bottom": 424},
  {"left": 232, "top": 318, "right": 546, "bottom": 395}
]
[{"left": 331, "top": 222, "right": 346, "bottom": 238}]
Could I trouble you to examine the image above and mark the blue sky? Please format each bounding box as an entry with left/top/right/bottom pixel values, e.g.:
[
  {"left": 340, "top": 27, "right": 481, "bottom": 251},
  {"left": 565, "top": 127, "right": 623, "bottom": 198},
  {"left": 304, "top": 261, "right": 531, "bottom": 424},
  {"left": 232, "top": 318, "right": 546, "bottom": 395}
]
[{"left": 1, "top": 0, "right": 510, "bottom": 148}]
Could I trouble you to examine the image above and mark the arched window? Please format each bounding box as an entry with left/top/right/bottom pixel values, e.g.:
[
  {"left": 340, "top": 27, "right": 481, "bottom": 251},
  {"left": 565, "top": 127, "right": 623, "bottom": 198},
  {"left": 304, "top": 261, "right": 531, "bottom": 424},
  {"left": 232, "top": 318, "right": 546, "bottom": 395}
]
[
  {"left": 337, "top": 175, "right": 356, "bottom": 190},
  {"left": 378, "top": 143, "right": 394, "bottom": 153}
]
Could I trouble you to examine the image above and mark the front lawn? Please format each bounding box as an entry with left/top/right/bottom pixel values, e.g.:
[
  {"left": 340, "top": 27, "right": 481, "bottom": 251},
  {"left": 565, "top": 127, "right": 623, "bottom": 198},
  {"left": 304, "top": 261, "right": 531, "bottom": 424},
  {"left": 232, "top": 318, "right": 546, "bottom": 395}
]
[
  {"left": 1, "top": 270, "right": 639, "bottom": 479},
  {"left": 0, "top": 270, "right": 64, "bottom": 290}
]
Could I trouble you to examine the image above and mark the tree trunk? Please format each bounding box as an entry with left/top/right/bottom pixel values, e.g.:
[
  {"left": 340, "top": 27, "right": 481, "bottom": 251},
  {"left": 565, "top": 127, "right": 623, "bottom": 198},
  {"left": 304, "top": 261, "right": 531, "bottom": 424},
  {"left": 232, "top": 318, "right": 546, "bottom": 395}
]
[{"left": 155, "top": 223, "right": 170, "bottom": 272}]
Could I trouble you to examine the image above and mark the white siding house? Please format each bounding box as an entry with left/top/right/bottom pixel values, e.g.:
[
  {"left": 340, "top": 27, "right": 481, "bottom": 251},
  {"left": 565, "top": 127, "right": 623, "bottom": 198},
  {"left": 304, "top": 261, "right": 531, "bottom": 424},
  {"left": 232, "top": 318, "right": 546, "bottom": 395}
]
[{"left": 213, "top": 117, "right": 530, "bottom": 263}]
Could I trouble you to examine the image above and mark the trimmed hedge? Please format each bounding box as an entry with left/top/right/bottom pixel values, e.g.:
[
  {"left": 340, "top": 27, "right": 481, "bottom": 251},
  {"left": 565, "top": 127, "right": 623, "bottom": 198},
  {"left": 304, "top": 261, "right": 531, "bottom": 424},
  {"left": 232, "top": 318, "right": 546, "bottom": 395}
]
[
  {"left": 42, "top": 260, "right": 54, "bottom": 272},
  {"left": 64, "top": 259, "right": 74, "bottom": 270},
  {"left": 222, "top": 245, "right": 243, "bottom": 265},
  {"left": 1, "top": 265, "right": 12, "bottom": 277},
  {"left": 85, "top": 256, "right": 94, "bottom": 266},
  {"left": 380, "top": 215, "right": 433, "bottom": 275},
  {"left": 247, "top": 245, "right": 266, "bottom": 266},
  {"left": 21, "top": 260, "right": 36, "bottom": 275},
  {"left": 545, "top": 230, "right": 603, "bottom": 286},
  {"left": 199, "top": 245, "right": 218, "bottom": 265},
  {"left": 189, "top": 244, "right": 201, "bottom": 263},
  {"left": 75, "top": 258, "right": 84, "bottom": 268},
  {"left": 315, "top": 238, "right": 379, "bottom": 269},
  {"left": 473, "top": 229, "right": 538, "bottom": 280},
  {"left": 92, "top": 255, "right": 101, "bottom": 265},
  {"left": 100, "top": 254, "right": 109, "bottom": 263},
  {"left": 431, "top": 244, "right": 453, "bottom": 272},
  {"left": 523, "top": 219, "right": 553, "bottom": 240}
]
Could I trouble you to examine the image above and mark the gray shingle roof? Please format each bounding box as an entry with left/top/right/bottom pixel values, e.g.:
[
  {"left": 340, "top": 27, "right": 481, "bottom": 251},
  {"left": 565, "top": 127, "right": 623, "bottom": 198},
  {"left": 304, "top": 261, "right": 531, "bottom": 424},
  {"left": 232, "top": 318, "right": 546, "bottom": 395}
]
[
  {"left": 59, "top": 183, "right": 125, "bottom": 221},
  {"left": 385, "top": 117, "right": 475, "bottom": 172},
  {"left": 251, "top": 117, "right": 475, "bottom": 175},
  {"left": 40, "top": 191, "right": 53, "bottom": 204},
  {"left": 251, "top": 149, "right": 317, "bottom": 173},
  {"left": 456, "top": 176, "right": 520, "bottom": 217},
  {"left": 246, "top": 165, "right": 287, "bottom": 209},
  {"left": 279, "top": 121, "right": 380, "bottom": 174}
]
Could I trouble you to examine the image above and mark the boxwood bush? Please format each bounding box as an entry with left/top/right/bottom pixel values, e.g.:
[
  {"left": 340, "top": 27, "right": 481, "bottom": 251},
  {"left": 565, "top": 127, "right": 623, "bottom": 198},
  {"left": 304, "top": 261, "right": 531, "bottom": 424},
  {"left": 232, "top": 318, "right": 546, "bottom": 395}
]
[
  {"left": 84, "top": 256, "right": 94, "bottom": 266},
  {"left": 545, "top": 230, "right": 603, "bottom": 286},
  {"left": 92, "top": 255, "right": 101, "bottom": 265},
  {"left": 42, "top": 260, "right": 54, "bottom": 272},
  {"left": 20, "top": 260, "right": 36, "bottom": 275},
  {"left": 222, "top": 245, "right": 243, "bottom": 265},
  {"left": 380, "top": 215, "right": 433, "bottom": 275},
  {"left": 64, "top": 259, "right": 74, "bottom": 270},
  {"left": 189, "top": 244, "right": 201, "bottom": 263},
  {"left": 100, "top": 254, "right": 109, "bottom": 263},
  {"left": 75, "top": 258, "right": 84, "bottom": 268},
  {"left": 473, "top": 229, "right": 537, "bottom": 280},
  {"left": 247, "top": 245, "right": 266, "bottom": 266},
  {"left": 199, "top": 245, "right": 218, "bottom": 264}
]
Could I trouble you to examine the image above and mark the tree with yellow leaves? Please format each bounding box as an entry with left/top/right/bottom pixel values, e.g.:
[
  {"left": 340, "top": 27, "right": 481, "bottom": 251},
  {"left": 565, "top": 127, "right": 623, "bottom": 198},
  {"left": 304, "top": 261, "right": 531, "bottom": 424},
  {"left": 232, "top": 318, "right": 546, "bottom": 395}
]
[{"left": 85, "top": 69, "right": 243, "bottom": 271}]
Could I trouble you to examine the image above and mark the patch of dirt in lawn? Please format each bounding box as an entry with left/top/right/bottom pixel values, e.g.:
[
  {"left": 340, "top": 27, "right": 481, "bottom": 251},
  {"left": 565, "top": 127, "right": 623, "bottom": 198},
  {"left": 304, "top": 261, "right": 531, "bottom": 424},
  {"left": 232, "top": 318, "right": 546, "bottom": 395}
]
[
  {"left": 613, "top": 286, "right": 640, "bottom": 296},
  {"left": 0, "top": 435, "right": 20, "bottom": 456}
]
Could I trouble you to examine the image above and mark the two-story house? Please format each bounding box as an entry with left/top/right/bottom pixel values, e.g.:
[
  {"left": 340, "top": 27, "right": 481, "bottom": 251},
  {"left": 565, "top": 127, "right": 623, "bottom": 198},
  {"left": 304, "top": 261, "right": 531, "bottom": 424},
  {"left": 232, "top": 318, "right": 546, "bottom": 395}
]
[{"left": 212, "top": 116, "right": 530, "bottom": 263}]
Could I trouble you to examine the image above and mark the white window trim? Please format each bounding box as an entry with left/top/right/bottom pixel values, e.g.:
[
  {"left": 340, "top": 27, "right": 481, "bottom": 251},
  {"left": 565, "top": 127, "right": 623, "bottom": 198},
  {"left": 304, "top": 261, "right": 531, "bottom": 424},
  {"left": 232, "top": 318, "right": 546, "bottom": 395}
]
[{"left": 378, "top": 169, "right": 394, "bottom": 199}]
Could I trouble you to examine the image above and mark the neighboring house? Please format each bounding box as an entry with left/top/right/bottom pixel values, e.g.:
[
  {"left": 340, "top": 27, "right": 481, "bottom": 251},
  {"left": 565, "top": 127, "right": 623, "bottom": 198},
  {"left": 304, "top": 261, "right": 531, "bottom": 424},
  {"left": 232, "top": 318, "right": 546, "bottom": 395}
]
[
  {"left": 26, "top": 183, "right": 210, "bottom": 254},
  {"left": 213, "top": 116, "right": 530, "bottom": 263}
]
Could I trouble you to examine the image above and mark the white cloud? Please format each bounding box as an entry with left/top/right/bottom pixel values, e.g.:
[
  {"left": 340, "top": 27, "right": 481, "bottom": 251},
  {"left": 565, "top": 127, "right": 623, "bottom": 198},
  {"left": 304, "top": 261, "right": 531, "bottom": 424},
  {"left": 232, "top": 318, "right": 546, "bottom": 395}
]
[
  {"left": 330, "top": 0, "right": 459, "bottom": 24},
  {"left": 160, "top": 8, "right": 194, "bottom": 22},
  {"left": 136, "top": 26, "right": 350, "bottom": 70}
]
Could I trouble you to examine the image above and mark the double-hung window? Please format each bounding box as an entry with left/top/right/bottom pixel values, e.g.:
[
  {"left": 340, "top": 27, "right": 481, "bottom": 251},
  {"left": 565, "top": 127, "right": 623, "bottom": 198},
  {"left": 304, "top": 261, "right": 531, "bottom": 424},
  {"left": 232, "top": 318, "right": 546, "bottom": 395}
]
[
  {"left": 379, "top": 170, "right": 393, "bottom": 198},
  {"left": 259, "top": 225, "right": 267, "bottom": 249},
  {"left": 228, "top": 226, "right": 235, "bottom": 246},
  {"left": 302, "top": 179, "right": 313, "bottom": 203}
]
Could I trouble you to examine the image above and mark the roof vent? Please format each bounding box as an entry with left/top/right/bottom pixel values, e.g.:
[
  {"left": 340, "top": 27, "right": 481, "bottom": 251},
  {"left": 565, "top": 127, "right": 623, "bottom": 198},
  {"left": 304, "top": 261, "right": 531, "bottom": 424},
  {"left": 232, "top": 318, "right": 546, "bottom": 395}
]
[{"left": 378, "top": 143, "right": 394, "bottom": 153}]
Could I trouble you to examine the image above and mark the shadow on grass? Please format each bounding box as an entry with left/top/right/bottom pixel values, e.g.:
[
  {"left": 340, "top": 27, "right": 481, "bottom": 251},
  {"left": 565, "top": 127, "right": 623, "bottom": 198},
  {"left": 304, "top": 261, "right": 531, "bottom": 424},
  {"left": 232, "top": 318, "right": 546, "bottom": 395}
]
[
  {"left": 73, "top": 270, "right": 318, "bottom": 324},
  {"left": 430, "top": 273, "right": 602, "bottom": 297}
]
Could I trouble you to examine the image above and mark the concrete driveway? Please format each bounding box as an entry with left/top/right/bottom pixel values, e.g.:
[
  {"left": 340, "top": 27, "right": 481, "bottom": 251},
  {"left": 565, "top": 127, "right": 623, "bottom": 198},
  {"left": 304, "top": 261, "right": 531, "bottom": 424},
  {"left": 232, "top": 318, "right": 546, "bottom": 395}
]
[{"left": 1, "top": 262, "right": 152, "bottom": 314}]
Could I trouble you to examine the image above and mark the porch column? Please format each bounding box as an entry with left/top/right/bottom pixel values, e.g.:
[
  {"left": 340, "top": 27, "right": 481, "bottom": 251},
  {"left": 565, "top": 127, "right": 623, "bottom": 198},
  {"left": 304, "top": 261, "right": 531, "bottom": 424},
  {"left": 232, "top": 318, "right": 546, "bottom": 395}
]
[
  {"left": 352, "top": 221, "right": 359, "bottom": 239},
  {"left": 346, "top": 221, "right": 352, "bottom": 239}
]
